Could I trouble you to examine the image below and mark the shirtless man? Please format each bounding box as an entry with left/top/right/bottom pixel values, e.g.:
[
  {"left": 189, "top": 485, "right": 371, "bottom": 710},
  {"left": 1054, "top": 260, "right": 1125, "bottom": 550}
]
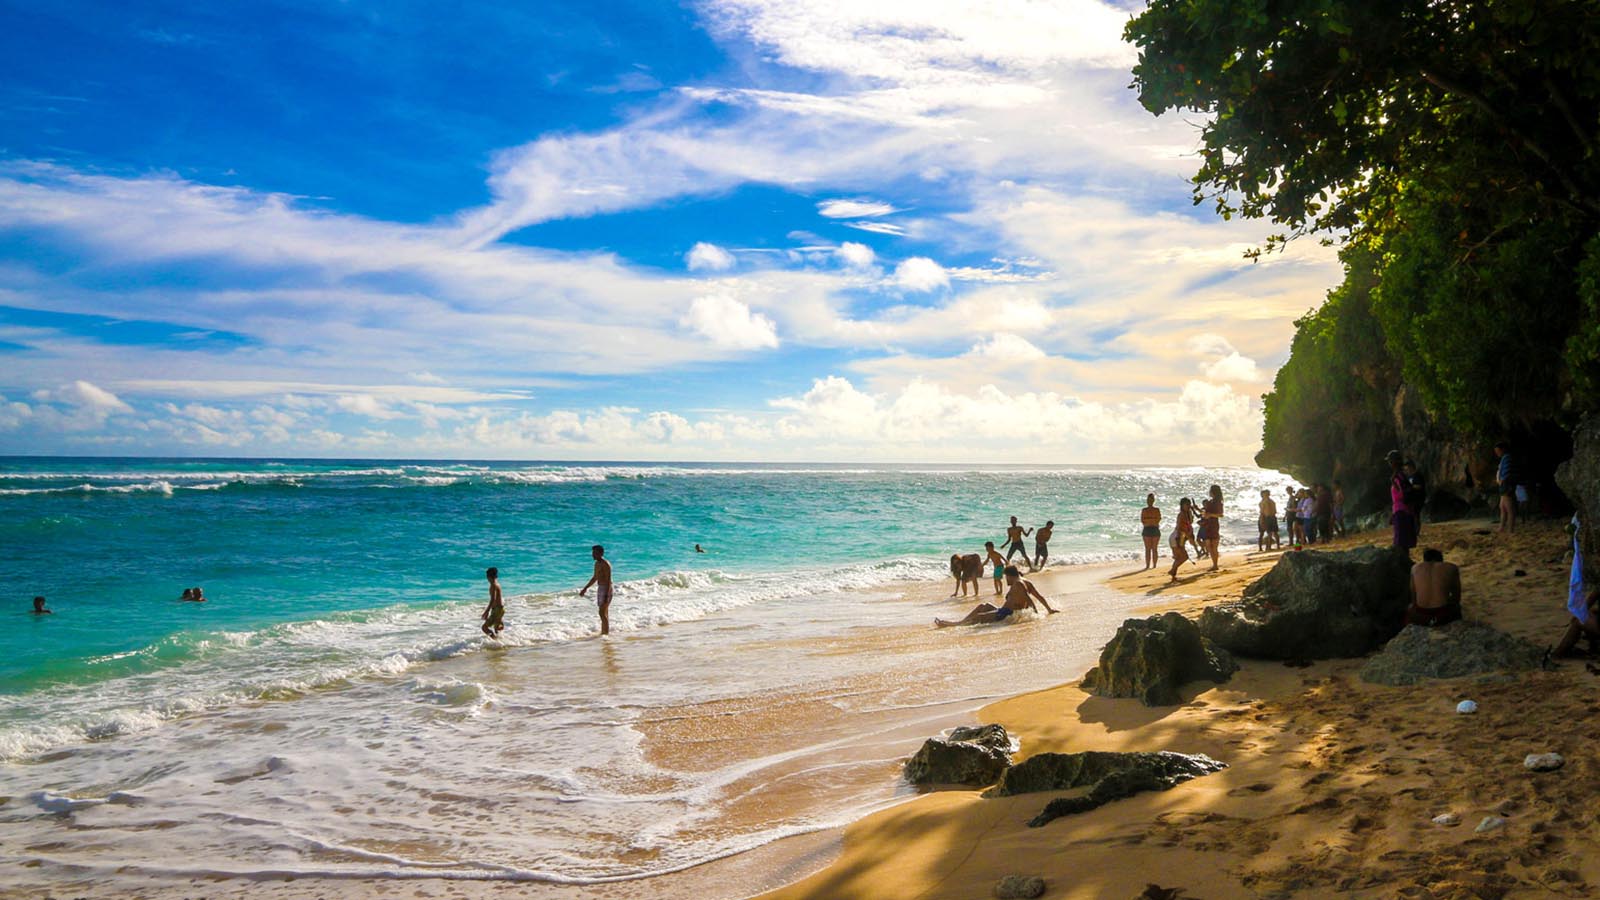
[
  {"left": 579, "top": 545, "right": 613, "bottom": 636},
  {"left": 480, "top": 567, "right": 505, "bottom": 637},
  {"left": 1257, "top": 489, "right": 1280, "bottom": 552},
  {"left": 1032, "top": 521, "right": 1054, "bottom": 571},
  {"left": 1001, "top": 517, "right": 1032, "bottom": 564},
  {"left": 935, "top": 566, "right": 1059, "bottom": 627},
  {"left": 31, "top": 596, "right": 52, "bottom": 615},
  {"left": 984, "top": 541, "right": 1007, "bottom": 596},
  {"left": 1406, "top": 548, "right": 1462, "bottom": 626}
]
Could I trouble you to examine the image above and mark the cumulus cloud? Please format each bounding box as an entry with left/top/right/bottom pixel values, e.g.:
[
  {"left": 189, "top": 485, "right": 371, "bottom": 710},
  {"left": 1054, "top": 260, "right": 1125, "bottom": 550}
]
[
  {"left": 686, "top": 241, "right": 736, "bottom": 272},
  {"left": 817, "top": 198, "right": 897, "bottom": 218},
  {"left": 892, "top": 257, "right": 949, "bottom": 292},
  {"left": 835, "top": 241, "right": 876, "bottom": 269},
  {"left": 681, "top": 294, "right": 780, "bottom": 349}
]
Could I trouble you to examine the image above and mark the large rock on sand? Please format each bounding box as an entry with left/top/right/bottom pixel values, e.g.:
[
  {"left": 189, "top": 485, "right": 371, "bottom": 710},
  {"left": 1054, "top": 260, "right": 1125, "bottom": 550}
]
[
  {"left": 1359, "top": 620, "right": 1543, "bottom": 685},
  {"left": 1080, "top": 612, "right": 1238, "bottom": 706},
  {"left": 1557, "top": 414, "right": 1600, "bottom": 586},
  {"left": 1198, "top": 546, "right": 1412, "bottom": 659},
  {"left": 988, "top": 751, "right": 1226, "bottom": 827},
  {"left": 904, "top": 724, "right": 1013, "bottom": 786}
]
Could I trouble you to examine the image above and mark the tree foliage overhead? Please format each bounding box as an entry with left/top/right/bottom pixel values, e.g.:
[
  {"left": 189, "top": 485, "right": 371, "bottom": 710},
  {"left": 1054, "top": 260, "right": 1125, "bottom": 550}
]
[{"left": 1125, "top": 0, "right": 1600, "bottom": 450}]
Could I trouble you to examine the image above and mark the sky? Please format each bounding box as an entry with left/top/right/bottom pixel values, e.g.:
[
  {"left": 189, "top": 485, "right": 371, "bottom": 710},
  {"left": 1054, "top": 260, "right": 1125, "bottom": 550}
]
[{"left": 0, "top": 0, "right": 1343, "bottom": 462}]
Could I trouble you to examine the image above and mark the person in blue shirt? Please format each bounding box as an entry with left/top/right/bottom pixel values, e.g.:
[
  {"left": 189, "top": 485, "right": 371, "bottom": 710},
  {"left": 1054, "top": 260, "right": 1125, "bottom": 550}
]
[{"left": 1494, "top": 442, "right": 1518, "bottom": 534}]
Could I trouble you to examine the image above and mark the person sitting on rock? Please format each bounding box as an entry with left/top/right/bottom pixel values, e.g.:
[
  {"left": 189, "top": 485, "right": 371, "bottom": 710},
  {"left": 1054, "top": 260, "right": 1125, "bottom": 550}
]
[{"left": 1405, "top": 548, "right": 1461, "bottom": 627}]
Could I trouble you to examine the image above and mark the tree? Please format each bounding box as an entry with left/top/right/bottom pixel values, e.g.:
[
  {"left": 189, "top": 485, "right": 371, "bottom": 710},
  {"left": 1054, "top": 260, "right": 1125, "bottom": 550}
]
[{"left": 1126, "top": 0, "right": 1600, "bottom": 434}]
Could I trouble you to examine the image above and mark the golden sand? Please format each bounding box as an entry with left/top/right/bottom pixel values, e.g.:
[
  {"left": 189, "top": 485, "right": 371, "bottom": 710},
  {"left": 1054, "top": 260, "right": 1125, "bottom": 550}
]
[{"left": 757, "top": 519, "right": 1600, "bottom": 900}]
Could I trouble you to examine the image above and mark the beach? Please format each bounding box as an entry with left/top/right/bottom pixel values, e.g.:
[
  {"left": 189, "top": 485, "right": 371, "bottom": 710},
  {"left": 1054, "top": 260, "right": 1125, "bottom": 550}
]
[
  {"left": 759, "top": 518, "right": 1599, "bottom": 899},
  {"left": 7, "top": 461, "right": 1590, "bottom": 899}
]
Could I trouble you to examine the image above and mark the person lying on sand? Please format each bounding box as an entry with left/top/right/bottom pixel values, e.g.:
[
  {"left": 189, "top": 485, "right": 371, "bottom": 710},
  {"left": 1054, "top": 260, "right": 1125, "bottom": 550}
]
[
  {"left": 949, "top": 552, "right": 983, "bottom": 597},
  {"left": 1405, "top": 548, "right": 1461, "bottom": 626},
  {"left": 935, "top": 566, "right": 1058, "bottom": 627}
]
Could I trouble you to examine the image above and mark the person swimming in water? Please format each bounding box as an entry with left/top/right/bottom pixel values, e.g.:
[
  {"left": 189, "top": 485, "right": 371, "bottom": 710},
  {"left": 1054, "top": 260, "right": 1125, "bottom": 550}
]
[
  {"left": 32, "top": 596, "right": 52, "bottom": 615},
  {"left": 181, "top": 586, "right": 206, "bottom": 602},
  {"left": 935, "top": 566, "right": 1058, "bottom": 627},
  {"left": 481, "top": 567, "right": 505, "bottom": 638},
  {"left": 694, "top": 544, "right": 705, "bottom": 553}
]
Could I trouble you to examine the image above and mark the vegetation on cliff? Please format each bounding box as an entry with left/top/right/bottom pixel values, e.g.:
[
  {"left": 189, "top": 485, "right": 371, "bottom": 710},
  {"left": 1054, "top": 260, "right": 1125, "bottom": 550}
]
[{"left": 1125, "top": 0, "right": 1600, "bottom": 504}]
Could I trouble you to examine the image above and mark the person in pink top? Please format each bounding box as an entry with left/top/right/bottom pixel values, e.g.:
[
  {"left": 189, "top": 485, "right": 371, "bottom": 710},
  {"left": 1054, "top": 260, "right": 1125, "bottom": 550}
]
[{"left": 1387, "top": 450, "right": 1416, "bottom": 557}]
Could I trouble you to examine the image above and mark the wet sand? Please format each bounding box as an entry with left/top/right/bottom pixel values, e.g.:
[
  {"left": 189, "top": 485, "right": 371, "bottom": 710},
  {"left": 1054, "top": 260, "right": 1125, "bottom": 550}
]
[{"left": 758, "top": 519, "right": 1600, "bottom": 899}]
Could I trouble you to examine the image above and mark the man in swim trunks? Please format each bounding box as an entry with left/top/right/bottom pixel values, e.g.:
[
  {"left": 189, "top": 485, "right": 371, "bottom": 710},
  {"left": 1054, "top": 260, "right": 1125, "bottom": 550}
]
[
  {"left": 1001, "top": 517, "right": 1031, "bottom": 564},
  {"left": 1405, "top": 548, "right": 1461, "bottom": 626},
  {"left": 935, "top": 566, "right": 1058, "bottom": 627},
  {"left": 1257, "top": 489, "right": 1279, "bottom": 551},
  {"left": 984, "top": 541, "right": 1007, "bottom": 596},
  {"left": 580, "top": 545, "right": 613, "bottom": 636},
  {"left": 1032, "top": 521, "right": 1054, "bottom": 571},
  {"left": 480, "top": 567, "right": 505, "bottom": 637}
]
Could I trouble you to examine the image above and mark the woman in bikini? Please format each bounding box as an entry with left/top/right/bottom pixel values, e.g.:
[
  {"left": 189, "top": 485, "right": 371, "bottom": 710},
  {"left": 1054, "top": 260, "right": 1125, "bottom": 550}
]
[
  {"left": 1199, "top": 484, "right": 1224, "bottom": 571},
  {"left": 1139, "top": 493, "right": 1161, "bottom": 570},
  {"left": 1167, "top": 497, "right": 1194, "bottom": 582}
]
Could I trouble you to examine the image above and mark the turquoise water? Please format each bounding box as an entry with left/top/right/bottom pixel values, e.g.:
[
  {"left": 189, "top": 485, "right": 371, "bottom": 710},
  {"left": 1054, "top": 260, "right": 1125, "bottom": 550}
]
[
  {"left": 1, "top": 458, "right": 1288, "bottom": 892},
  {"left": 2, "top": 458, "right": 1282, "bottom": 708}
]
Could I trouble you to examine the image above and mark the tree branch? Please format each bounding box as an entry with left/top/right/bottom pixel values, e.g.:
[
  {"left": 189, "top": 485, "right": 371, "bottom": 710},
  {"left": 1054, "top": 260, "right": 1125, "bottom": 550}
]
[{"left": 1419, "top": 67, "right": 1600, "bottom": 218}]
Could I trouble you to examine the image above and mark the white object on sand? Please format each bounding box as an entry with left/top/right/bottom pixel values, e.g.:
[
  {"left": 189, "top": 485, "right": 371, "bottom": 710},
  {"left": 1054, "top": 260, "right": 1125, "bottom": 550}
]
[
  {"left": 1524, "top": 752, "right": 1565, "bottom": 771},
  {"left": 1474, "top": 816, "right": 1507, "bottom": 833},
  {"left": 1431, "top": 813, "right": 1461, "bottom": 826},
  {"left": 1456, "top": 700, "right": 1478, "bottom": 714}
]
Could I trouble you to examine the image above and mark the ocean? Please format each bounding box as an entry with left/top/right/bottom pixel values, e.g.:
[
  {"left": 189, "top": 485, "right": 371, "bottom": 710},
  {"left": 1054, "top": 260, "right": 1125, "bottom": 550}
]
[{"left": 0, "top": 458, "right": 1287, "bottom": 895}]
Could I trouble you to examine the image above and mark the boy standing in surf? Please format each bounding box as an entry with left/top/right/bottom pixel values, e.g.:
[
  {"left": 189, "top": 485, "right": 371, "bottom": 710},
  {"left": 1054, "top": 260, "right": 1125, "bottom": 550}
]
[
  {"left": 580, "top": 545, "right": 613, "bottom": 636},
  {"left": 481, "top": 567, "right": 505, "bottom": 638}
]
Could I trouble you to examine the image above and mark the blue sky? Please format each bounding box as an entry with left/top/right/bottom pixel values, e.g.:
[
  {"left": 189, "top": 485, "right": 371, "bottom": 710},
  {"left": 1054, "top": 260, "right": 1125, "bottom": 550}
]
[{"left": 0, "top": 0, "right": 1342, "bottom": 462}]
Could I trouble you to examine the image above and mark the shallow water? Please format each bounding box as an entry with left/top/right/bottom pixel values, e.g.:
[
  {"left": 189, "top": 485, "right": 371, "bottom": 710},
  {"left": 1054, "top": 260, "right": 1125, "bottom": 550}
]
[{"left": 0, "top": 459, "right": 1287, "bottom": 891}]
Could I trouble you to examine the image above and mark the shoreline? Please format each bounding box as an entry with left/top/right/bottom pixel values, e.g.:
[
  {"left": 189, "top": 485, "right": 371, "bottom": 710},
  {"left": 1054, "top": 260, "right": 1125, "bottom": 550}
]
[{"left": 755, "top": 518, "right": 1600, "bottom": 899}]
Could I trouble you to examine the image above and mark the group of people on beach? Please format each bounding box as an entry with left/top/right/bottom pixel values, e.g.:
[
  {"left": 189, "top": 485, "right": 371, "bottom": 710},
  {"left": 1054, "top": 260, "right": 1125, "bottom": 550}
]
[
  {"left": 939, "top": 516, "right": 1062, "bottom": 627},
  {"left": 1133, "top": 485, "right": 1227, "bottom": 583}
]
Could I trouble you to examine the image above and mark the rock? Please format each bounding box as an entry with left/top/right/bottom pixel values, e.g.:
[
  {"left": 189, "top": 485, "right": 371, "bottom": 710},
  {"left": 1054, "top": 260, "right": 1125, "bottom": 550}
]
[
  {"left": 1197, "top": 546, "right": 1412, "bottom": 660},
  {"left": 1079, "top": 612, "right": 1238, "bottom": 706},
  {"left": 1524, "top": 752, "right": 1565, "bottom": 772},
  {"left": 1456, "top": 700, "right": 1478, "bottom": 714},
  {"left": 994, "top": 875, "right": 1046, "bottom": 899},
  {"left": 1475, "top": 815, "right": 1507, "bottom": 833},
  {"left": 1432, "top": 812, "right": 1461, "bottom": 826},
  {"left": 1359, "top": 620, "right": 1543, "bottom": 686},
  {"left": 1134, "top": 888, "right": 1185, "bottom": 900},
  {"left": 948, "top": 724, "right": 1012, "bottom": 752},
  {"left": 985, "top": 750, "right": 1226, "bottom": 827},
  {"left": 904, "top": 724, "right": 1012, "bottom": 787}
]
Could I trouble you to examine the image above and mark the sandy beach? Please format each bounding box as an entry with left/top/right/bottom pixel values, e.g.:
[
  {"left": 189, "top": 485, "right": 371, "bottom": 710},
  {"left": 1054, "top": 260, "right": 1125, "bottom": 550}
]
[
  {"left": 758, "top": 518, "right": 1599, "bottom": 900},
  {"left": 9, "top": 518, "right": 1592, "bottom": 900}
]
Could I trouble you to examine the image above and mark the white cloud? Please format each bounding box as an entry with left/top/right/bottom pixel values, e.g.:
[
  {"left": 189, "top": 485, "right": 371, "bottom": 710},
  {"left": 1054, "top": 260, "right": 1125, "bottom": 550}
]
[
  {"left": 892, "top": 257, "right": 949, "bottom": 292},
  {"left": 835, "top": 241, "right": 876, "bottom": 269},
  {"left": 1203, "top": 352, "right": 1263, "bottom": 383},
  {"left": 681, "top": 294, "right": 781, "bottom": 349},
  {"left": 967, "top": 333, "right": 1046, "bottom": 361},
  {"left": 686, "top": 241, "right": 736, "bottom": 272},
  {"left": 336, "top": 394, "right": 401, "bottom": 420},
  {"left": 817, "top": 198, "right": 897, "bottom": 218},
  {"left": 843, "top": 221, "right": 907, "bottom": 236}
]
